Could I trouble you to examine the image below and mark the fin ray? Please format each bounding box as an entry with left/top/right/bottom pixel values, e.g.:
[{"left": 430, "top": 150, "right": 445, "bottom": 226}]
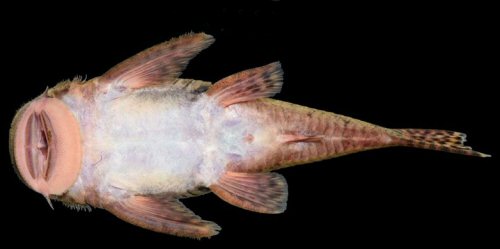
[
  {"left": 100, "top": 32, "right": 214, "bottom": 90},
  {"left": 210, "top": 171, "right": 288, "bottom": 214},
  {"left": 395, "top": 129, "right": 490, "bottom": 157},
  {"left": 105, "top": 194, "right": 220, "bottom": 238},
  {"left": 207, "top": 62, "right": 283, "bottom": 107}
]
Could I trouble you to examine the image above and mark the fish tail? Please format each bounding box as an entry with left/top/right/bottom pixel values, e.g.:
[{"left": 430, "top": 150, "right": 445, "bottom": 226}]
[{"left": 393, "top": 129, "right": 490, "bottom": 157}]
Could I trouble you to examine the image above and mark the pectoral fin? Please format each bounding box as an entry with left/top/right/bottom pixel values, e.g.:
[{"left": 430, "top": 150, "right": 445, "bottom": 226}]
[
  {"left": 207, "top": 62, "right": 283, "bottom": 107},
  {"left": 210, "top": 171, "right": 288, "bottom": 214},
  {"left": 100, "top": 32, "right": 214, "bottom": 90},
  {"left": 105, "top": 194, "right": 220, "bottom": 238}
]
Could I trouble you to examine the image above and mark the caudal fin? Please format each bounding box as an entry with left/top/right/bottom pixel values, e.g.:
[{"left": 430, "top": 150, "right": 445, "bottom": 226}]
[{"left": 394, "top": 129, "right": 490, "bottom": 157}]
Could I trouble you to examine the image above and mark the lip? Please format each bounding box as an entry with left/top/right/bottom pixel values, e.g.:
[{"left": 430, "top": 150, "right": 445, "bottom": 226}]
[
  {"left": 10, "top": 96, "right": 83, "bottom": 196},
  {"left": 24, "top": 109, "right": 57, "bottom": 181}
]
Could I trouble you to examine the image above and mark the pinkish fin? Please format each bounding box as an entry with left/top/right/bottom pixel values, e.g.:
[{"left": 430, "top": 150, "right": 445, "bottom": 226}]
[
  {"left": 207, "top": 62, "right": 283, "bottom": 107},
  {"left": 100, "top": 33, "right": 214, "bottom": 90},
  {"left": 210, "top": 171, "right": 288, "bottom": 214},
  {"left": 105, "top": 194, "right": 220, "bottom": 238}
]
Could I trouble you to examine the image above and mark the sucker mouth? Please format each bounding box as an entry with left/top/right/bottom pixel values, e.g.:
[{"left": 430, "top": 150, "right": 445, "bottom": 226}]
[
  {"left": 11, "top": 96, "right": 83, "bottom": 197},
  {"left": 24, "top": 110, "right": 56, "bottom": 182}
]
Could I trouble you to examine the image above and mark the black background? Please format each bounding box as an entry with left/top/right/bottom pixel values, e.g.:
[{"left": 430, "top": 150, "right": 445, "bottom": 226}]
[{"left": 1, "top": 2, "right": 497, "bottom": 247}]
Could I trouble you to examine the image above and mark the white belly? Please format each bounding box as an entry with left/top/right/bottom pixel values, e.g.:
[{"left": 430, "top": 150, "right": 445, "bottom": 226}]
[
  {"left": 83, "top": 89, "right": 213, "bottom": 195},
  {"left": 74, "top": 87, "right": 274, "bottom": 196}
]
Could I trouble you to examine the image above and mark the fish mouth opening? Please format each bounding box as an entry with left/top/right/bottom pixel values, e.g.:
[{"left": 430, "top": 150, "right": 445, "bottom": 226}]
[
  {"left": 24, "top": 110, "right": 56, "bottom": 182},
  {"left": 10, "top": 96, "right": 83, "bottom": 197}
]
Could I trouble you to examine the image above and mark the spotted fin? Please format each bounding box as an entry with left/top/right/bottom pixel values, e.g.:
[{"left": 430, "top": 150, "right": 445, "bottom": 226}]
[
  {"left": 395, "top": 129, "right": 491, "bottom": 157},
  {"left": 210, "top": 171, "right": 288, "bottom": 214},
  {"left": 207, "top": 62, "right": 283, "bottom": 107},
  {"left": 100, "top": 32, "right": 214, "bottom": 90},
  {"left": 105, "top": 194, "right": 220, "bottom": 238}
]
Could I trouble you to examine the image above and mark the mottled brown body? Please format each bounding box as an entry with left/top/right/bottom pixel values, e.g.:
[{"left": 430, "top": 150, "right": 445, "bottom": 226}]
[
  {"left": 10, "top": 32, "right": 489, "bottom": 239},
  {"left": 228, "top": 99, "right": 393, "bottom": 172}
]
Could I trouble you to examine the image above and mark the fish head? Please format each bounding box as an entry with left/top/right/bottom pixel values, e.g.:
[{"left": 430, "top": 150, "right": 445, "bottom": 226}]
[{"left": 10, "top": 93, "right": 83, "bottom": 208}]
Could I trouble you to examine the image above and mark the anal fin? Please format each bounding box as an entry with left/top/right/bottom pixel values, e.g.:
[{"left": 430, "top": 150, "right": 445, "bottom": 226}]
[
  {"left": 210, "top": 171, "right": 288, "bottom": 214},
  {"left": 105, "top": 194, "right": 220, "bottom": 238},
  {"left": 279, "top": 133, "right": 324, "bottom": 143}
]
